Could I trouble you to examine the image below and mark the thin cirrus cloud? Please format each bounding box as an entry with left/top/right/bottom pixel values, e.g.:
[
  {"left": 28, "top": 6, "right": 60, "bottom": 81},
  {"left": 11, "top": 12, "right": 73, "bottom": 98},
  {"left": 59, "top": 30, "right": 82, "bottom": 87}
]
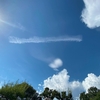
[
  {"left": 41, "top": 69, "right": 100, "bottom": 100},
  {"left": 81, "top": 0, "right": 100, "bottom": 29},
  {"left": 0, "top": 19, "right": 25, "bottom": 31},
  {"left": 9, "top": 35, "right": 82, "bottom": 44}
]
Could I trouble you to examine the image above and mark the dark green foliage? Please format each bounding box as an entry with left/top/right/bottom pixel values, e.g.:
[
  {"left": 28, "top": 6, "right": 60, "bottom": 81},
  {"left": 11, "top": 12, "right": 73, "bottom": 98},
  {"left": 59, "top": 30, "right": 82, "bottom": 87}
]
[
  {"left": 61, "top": 91, "right": 66, "bottom": 98},
  {"left": 51, "top": 90, "right": 61, "bottom": 99},
  {"left": 40, "top": 87, "right": 50, "bottom": 97},
  {"left": 40, "top": 87, "right": 61, "bottom": 99},
  {"left": 80, "top": 87, "right": 100, "bottom": 100},
  {"left": 67, "top": 89, "right": 73, "bottom": 100},
  {"left": 68, "top": 93, "right": 73, "bottom": 100},
  {"left": 80, "top": 92, "right": 89, "bottom": 100},
  {"left": 93, "top": 91, "right": 100, "bottom": 100},
  {"left": 0, "top": 81, "right": 36, "bottom": 100},
  {"left": 40, "top": 87, "right": 73, "bottom": 100}
]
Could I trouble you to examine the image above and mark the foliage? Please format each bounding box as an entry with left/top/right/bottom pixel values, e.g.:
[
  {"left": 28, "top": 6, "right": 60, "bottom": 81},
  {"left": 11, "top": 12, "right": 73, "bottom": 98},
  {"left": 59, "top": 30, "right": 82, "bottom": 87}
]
[
  {"left": 80, "top": 87, "right": 100, "bottom": 100},
  {"left": 61, "top": 91, "right": 66, "bottom": 98},
  {"left": 0, "top": 81, "right": 36, "bottom": 100},
  {"left": 40, "top": 87, "right": 73, "bottom": 100},
  {"left": 51, "top": 90, "right": 60, "bottom": 99}
]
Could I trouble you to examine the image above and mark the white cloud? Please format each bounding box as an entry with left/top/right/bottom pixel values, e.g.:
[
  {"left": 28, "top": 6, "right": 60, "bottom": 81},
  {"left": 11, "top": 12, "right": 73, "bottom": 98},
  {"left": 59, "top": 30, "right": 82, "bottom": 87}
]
[
  {"left": 81, "top": 0, "right": 100, "bottom": 28},
  {"left": 43, "top": 69, "right": 84, "bottom": 99},
  {"left": 38, "top": 84, "right": 42, "bottom": 86},
  {"left": 69, "top": 81, "right": 84, "bottom": 100},
  {"left": 82, "top": 73, "right": 100, "bottom": 93},
  {"left": 0, "top": 19, "right": 25, "bottom": 30},
  {"left": 49, "top": 58, "right": 63, "bottom": 71},
  {"left": 42, "top": 69, "right": 100, "bottom": 100},
  {"left": 9, "top": 35, "right": 82, "bottom": 44},
  {"left": 43, "top": 69, "right": 69, "bottom": 91}
]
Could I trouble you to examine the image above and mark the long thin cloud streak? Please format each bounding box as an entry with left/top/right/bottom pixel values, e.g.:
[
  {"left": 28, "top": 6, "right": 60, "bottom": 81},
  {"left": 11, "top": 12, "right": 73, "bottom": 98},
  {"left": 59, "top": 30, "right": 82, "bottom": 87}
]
[
  {"left": 0, "top": 19, "right": 25, "bottom": 30},
  {"left": 9, "top": 36, "right": 82, "bottom": 44}
]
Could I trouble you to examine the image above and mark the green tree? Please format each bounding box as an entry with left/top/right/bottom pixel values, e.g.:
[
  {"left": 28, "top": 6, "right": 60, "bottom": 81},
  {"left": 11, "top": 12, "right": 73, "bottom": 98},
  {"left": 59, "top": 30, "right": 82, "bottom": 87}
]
[
  {"left": 0, "top": 81, "right": 36, "bottom": 100},
  {"left": 93, "top": 91, "right": 100, "bottom": 100},
  {"left": 40, "top": 87, "right": 73, "bottom": 100},
  {"left": 40, "top": 88, "right": 61, "bottom": 99},
  {"left": 40, "top": 87, "right": 50, "bottom": 97},
  {"left": 51, "top": 90, "right": 60, "bottom": 99},
  {"left": 80, "top": 87, "right": 100, "bottom": 100},
  {"left": 61, "top": 91, "right": 66, "bottom": 98}
]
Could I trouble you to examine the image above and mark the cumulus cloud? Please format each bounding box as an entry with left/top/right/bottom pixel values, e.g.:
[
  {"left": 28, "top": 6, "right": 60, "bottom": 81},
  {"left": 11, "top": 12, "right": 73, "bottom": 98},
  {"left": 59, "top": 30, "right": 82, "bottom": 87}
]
[
  {"left": 81, "top": 0, "right": 100, "bottom": 29},
  {"left": 69, "top": 81, "right": 84, "bottom": 99},
  {"left": 49, "top": 58, "right": 63, "bottom": 71},
  {"left": 9, "top": 35, "right": 82, "bottom": 44},
  {"left": 43, "top": 69, "right": 84, "bottom": 99},
  {"left": 43, "top": 69, "right": 69, "bottom": 91},
  {"left": 82, "top": 73, "right": 100, "bottom": 93},
  {"left": 42, "top": 69, "right": 100, "bottom": 100}
]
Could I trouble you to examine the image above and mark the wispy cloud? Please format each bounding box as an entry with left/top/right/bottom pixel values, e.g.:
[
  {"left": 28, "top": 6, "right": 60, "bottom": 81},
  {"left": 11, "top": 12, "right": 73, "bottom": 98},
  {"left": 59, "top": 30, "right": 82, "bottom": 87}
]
[
  {"left": 81, "top": 0, "right": 100, "bottom": 29},
  {"left": 0, "top": 19, "right": 25, "bottom": 31},
  {"left": 38, "top": 84, "right": 42, "bottom": 86},
  {"left": 9, "top": 35, "right": 82, "bottom": 44}
]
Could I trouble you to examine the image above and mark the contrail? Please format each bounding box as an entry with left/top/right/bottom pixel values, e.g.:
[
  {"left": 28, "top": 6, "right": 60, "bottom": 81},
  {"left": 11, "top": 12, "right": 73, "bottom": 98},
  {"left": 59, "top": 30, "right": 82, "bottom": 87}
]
[{"left": 9, "top": 35, "right": 82, "bottom": 44}]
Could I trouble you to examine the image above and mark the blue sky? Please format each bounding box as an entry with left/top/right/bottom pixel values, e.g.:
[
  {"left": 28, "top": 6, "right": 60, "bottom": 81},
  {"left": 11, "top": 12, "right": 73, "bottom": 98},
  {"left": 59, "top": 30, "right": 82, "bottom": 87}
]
[{"left": 0, "top": 0, "right": 100, "bottom": 99}]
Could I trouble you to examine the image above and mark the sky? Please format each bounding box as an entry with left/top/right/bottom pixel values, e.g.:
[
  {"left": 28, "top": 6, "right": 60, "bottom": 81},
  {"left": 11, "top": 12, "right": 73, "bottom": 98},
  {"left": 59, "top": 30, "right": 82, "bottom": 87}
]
[{"left": 0, "top": 0, "right": 100, "bottom": 99}]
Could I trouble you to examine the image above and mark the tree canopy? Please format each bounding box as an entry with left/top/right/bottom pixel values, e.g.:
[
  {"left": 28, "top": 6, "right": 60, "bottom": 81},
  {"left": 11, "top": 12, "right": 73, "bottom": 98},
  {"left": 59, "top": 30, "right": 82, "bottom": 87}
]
[
  {"left": 0, "top": 81, "right": 36, "bottom": 100},
  {"left": 1, "top": 81, "right": 100, "bottom": 100},
  {"left": 80, "top": 87, "right": 100, "bottom": 100},
  {"left": 40, "top": 87, "right": 73, "bottom": 100}
]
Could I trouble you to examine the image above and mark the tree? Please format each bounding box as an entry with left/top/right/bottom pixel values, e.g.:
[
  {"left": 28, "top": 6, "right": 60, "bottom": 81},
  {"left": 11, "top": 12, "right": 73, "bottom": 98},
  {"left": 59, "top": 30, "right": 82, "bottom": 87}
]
[
  {"left": 0, "top": 81, "right": 36, "bottom": 100},
  {"left": 40, "top": 87, "right": 61, "bottom": 99},
  {"left": 24, "top": 82, "right": 36, "bottom": 98},
  {"left": 40, "top": 87, "right": 73, "bottom": 100},
  {"left": 67, "top": 89, "right": 73, "bottom": 100},
  {"left": 61, "top": 91, "right": 66, "bottom": 98},
  {"left": 80, "top": 92, "right": 89, "bottom": 100},
  {"left": 40, "top": 87, "right": 50, "bottom": 97},
  {"left": 93, "top": 91, "right": 100, "bottom": 100},
  {"left": 80, "top": 87, "right": 100, "bottom": 100},
  {"left": 51, "top": 90, "right": 61, "bottom": 99}
]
